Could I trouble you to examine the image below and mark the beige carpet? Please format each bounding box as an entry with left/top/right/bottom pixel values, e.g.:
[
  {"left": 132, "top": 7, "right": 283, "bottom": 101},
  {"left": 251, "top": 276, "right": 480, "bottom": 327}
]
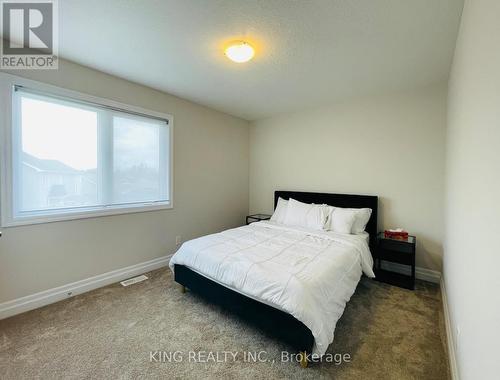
[{"left": 0, "top": 268, "right": 450, "bottom": 379}]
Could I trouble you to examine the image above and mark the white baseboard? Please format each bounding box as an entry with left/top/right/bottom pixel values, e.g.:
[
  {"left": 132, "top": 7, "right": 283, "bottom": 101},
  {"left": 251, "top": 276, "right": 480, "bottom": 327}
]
[
  {"left": 0, "top": 256, "right": 442, "bottom": 318},
  {"left": 415, "top": 266, "right": 441, "bottom": 283},
  {"left": 380, "top": 262, "right": 441, "bottom": 283},
  {"left": 0, "top": 255, "right": 171, "bottom": 320},
  {"left": 440, "top": 277, "right": 460, "bottom": 380}
]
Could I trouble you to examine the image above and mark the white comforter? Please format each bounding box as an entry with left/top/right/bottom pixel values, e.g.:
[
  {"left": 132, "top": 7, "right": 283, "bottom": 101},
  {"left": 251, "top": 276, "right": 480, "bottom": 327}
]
[{"left": 169, "top": 221, "right": 375, "bottom": 356}]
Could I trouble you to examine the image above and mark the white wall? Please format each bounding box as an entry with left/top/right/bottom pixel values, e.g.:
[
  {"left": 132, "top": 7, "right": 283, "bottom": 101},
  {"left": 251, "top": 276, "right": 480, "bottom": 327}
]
[
  {"left": 250, "top": 84, "right": 447, "bottom": 271},
  {"left": 445, "top": 0, "right": 500, "bottom": 378},
  {"left": 0, "top": 60, "right": 249, "bottom": 303}
]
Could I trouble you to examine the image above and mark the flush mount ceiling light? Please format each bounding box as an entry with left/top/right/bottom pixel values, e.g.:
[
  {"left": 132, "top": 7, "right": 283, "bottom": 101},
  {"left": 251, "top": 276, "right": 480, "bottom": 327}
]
[{"left": 224, "top": 41, "right": 255, "bottom": 63}]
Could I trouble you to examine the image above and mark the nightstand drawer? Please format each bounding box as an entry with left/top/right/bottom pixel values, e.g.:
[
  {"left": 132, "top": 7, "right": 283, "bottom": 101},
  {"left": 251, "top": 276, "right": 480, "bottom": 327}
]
[
  {"left": 376, "top": 248, "right": 414, "bottom": 265},
  {"left": 379, "top": 238, "right": 414, "bottom": 254}
]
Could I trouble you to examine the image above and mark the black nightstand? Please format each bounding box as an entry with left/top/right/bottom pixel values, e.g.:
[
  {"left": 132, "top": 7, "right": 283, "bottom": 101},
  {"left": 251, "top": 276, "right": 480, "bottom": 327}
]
[
  {"left": 374, "top": 233, "right": 416, "bottom": 290},
  {"left": 246, "top": 214, "right": 271, "bottom": 225}
]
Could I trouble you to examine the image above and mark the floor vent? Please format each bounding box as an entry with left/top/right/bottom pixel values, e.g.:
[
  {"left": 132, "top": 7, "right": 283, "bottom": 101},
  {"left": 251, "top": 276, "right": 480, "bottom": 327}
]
[{"left": 120, "top": 275, "right": 148, "bottom": 287}]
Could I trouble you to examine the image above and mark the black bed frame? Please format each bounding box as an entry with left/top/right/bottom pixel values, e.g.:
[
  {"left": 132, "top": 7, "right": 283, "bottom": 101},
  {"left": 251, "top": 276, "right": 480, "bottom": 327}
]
[{"left": 174, "top": 191, "right": 378, "bottom": 356}]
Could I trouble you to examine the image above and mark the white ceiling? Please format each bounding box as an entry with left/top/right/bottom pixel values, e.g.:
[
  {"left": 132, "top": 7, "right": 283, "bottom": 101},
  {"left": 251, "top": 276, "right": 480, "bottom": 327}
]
[{"left": 59, "top": 0, "right": 463, "bottom": 120}]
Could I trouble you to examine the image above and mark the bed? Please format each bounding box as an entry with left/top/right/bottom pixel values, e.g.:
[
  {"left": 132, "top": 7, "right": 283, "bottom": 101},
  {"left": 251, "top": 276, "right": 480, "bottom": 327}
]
[{"left": 169, "top": 191, "right": 378, "bottom": 367}]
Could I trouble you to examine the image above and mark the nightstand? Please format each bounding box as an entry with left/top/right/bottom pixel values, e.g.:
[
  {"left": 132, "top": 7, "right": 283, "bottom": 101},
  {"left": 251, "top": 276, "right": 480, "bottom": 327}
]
[
  {"left": 374, "top": 233, "right": 416, "bottom": 290},
  {"left": 246, "top": 214, "right": 271, "bottom": 225}
]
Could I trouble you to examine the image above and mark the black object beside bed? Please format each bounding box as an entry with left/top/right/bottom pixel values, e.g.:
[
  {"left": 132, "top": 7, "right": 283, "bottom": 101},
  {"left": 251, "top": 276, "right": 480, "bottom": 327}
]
[{"left": 174, "top": 190, "right": 378, "bottom": 364}]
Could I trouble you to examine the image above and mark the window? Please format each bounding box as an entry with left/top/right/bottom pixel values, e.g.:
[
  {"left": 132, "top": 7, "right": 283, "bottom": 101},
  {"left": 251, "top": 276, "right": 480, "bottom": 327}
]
[{"left": 1, "top": 83, "right": 172, "bottom": 226}]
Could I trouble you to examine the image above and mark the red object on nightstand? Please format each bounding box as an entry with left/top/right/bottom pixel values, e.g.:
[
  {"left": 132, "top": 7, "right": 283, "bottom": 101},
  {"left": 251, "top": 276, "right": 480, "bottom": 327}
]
[{"left": 384, "top": 229, "right": 409, "bottom": 240}]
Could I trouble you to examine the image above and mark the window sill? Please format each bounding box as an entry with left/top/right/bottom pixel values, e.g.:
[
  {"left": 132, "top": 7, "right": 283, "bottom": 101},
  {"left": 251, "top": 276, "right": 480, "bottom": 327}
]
[{"left": 1, "top": 202, "right": 173, "bottom": 228}]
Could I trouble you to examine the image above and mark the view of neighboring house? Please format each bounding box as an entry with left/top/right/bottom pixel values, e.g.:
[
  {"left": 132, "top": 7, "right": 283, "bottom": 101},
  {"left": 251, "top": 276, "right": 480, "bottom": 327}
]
[{"left": 21, "top": 152, "right": 98, "bottom": 211}]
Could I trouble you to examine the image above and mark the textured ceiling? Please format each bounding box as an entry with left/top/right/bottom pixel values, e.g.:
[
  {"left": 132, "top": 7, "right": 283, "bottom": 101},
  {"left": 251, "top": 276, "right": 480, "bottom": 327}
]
[{"left": 58, "top": 0, "right": 463, "bottom": 120}]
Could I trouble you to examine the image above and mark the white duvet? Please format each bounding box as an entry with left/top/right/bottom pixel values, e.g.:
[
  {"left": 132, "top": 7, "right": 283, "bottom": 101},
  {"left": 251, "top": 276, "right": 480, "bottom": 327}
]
[{"left": 169, "top": 221, "right": 375, "bottom": 356}]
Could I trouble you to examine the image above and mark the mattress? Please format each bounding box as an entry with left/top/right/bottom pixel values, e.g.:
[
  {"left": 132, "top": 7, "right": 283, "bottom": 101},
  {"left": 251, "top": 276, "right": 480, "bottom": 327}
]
[{"left": 169, "top": 220, "right": 374, "bottom": 356}]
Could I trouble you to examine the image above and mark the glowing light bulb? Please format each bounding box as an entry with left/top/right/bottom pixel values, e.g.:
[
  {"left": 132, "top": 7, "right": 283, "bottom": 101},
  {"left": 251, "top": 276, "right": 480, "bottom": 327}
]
[{"left": 224, "top": 41, "right": 255, "bottom": 63}]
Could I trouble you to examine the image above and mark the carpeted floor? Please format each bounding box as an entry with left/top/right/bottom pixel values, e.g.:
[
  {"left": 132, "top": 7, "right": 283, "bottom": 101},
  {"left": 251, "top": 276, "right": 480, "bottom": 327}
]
[{"left": 0, "top": 268, "right": 450, "bottom": 379}]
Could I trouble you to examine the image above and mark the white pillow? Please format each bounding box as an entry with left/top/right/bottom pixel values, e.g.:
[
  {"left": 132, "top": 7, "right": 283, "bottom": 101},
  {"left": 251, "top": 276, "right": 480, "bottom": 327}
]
[
  {"left": 270, "top": 197, "right": 289, "bottom": 224},
  {"left": 283, "top": 198, "right": 328, "bottom": 230},
  {"left": 326, "top": 206, "right": 372, "bottom": 234},
  {"left": 351, "top": 208, "right": 372, "bottom": 234},
  {"left": 328, "top": 207, "right": 357, "bottom": 234}
]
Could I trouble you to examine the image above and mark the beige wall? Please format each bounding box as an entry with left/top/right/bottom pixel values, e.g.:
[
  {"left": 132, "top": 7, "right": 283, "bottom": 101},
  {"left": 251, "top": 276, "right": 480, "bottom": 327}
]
[
  {"left": 445, "top": 0, "right": 500, "bottom": 378},
  {"left": 250, "top": 84, "right": 447, "bottom": 271},
  {"left": 0, "top": 60, "right": 249, "bottom": 303}
]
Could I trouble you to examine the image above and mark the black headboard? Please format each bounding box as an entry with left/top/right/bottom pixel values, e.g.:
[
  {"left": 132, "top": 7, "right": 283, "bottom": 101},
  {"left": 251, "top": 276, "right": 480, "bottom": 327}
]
[{"left": 274, "top": 191, "right": 378, "bottom": 249}]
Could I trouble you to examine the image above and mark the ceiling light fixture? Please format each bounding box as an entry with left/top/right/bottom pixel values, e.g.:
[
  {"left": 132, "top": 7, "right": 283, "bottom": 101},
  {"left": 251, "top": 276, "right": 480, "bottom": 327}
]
[{"left": 224, "top": 41, "right": 255, "bottom": 63}]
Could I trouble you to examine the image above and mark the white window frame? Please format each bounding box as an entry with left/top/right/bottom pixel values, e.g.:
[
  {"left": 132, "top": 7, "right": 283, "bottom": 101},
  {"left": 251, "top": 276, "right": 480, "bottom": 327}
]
[{"left": 0, "top": 73, "right": 174, "bottom": 227}]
